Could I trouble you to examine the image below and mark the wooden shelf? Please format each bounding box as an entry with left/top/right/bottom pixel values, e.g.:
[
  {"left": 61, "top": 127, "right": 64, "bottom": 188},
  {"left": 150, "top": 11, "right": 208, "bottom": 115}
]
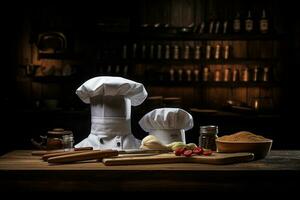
[
  {"left": 138, "top": 58, "right": 277, "bottom": 65},
  {"left": 95, "top": 31, "right": 283, "bottom": 41},
  {"left": 144, "top": 81, "right": 280, "bottom": 87},
  {"left": 198, "top": 81, "right": 281, "bottom": 87},
  {"left": 133, "top": 32, "right": 283, "bottom": 41},
  {"left": 96, "top": 58, "right": 278, "bottom": 65},
  {"left": 190, "top": 108, "right": 281, "bottom": 118}
]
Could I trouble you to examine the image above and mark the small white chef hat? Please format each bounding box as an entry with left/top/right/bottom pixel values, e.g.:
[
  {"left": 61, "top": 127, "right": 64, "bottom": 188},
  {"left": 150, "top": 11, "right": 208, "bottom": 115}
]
[
  {"left": 75, "top": 76, "right": 147, "bottom": 150},
  {"left": 139, "top": 108, "right": 193, "bottom": 145}
]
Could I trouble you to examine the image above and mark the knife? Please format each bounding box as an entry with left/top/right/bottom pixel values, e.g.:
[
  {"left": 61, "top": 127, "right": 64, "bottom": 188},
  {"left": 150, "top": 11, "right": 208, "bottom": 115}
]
[{"left": 46, "top": 149, "right": 171, "bottom": 164}]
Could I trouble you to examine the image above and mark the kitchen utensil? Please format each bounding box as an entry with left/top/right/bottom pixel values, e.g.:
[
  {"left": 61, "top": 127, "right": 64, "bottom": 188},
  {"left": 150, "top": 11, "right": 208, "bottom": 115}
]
[
  {"left": 47, "top": 149, "right": 171, "bottom": 163},
  {"left": 42, "top": 149, "right": 94, "bottom": 161},
  {"left": 102, "top": 152, "right": 254, "bottom": 166},
  {"left": 32, "top": 147, "right": 93, "bottom": 156},
  {"left": 47, "top": 150, "right": 118, "bottom": 163}
]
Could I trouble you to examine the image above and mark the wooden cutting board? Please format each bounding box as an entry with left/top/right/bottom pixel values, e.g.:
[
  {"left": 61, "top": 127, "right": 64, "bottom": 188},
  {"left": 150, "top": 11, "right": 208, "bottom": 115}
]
[{"left": 102, "top": 152, "right": 254, "bottom": 166}]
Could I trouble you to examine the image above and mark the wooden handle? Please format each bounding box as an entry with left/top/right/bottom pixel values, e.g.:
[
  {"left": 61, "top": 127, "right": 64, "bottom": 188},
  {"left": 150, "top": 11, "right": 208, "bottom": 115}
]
[
  {"left": 47, "top": 150, "right": 119, "bottom": 163},
  {"left": 42, "top": 149, "right": 94, "bottom": 161},
  {"left": 32, "top": 147, "right": 93, "bottom": 156}
]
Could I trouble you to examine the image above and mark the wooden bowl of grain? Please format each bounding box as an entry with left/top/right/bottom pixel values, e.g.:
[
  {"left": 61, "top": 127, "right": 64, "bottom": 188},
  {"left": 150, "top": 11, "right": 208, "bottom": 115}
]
[{"left": 216, "top": 131, "right": 273, "bottom": 159}]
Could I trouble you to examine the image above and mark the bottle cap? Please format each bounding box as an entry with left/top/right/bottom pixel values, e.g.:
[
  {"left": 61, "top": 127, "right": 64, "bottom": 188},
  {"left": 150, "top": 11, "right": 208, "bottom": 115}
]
[{"left": 200, "top": 125, "right": 218, "bottom": 134}]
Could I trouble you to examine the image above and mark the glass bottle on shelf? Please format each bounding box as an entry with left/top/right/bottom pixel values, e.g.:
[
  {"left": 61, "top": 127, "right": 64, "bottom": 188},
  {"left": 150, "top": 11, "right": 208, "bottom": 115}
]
[
  {"left": 245, "top": 10, "right": 254, "bottom": 33},
  {"left": 214, "top": 20, "right": 220, "bottom": 34},
  {"left": 233, "top": 12, "right": 241, "bottom": 33},
  {"left": 174, "top": 45, "right": 179, "bottom": 60},
  {"left": 184, "top": 45, "right": 190, "bottom": 60},
  {"left": 214, "top": 69, "right": 221, "bottom": 82},
  {"left": 232, "top": 68, "right": 239, "bottom": 82},
  {"left": 223, "top": 67, "right": 231, "bottom": 82},
  {"left": 149, "top": 44, "right": 154, "bottom": 59},
  {"left": 252, "top": 66, "right": 259, "bottom": 82},
  {"left": 260, "top": 9, "right": 269, "bottom": 34},
  {"left": 107, "top": 65, "right": 112, "bottom": 74},
  {"left": 186, "top": 69, "right": 192, "bottom": 82},
  {"left": 215, "top": 44, "right": 221, "bottom": 59},
  {"left": 203, "top": 67, "right": 210, "bottom": 82},
  {"left": 169, "top": 68, "right": 175, "bottom": 81},
  {"left": 223, "top": 20, "right": 228, "bottom": 34},
  {"left": 132, "top": 43, "right": 137, "bottom": 59},
  {"left": 178, "top": 69, "right": 183, "bottom": 82},
  {"left": 194, "top": 68, "right": 200, "bottom": 82},
  {"left": 165, "top": 45, "right": 170, "bottom": 59},
  {"left": 157, "top": 44, "right": 162, "bottom": 59},
  {"left": 241, "top": 68, "right": 249, "bottom": 82},
  {"left": 206, "top": 45, "right": 211, "bottom": 59},
  {"left": 209, "top": 18, "right": 214, "bottom": 34},
  {"left": 141, "top": 44, "right": 146, "bottom": 59},
  {"left": 223, "top": 45, "right": 229, "bottom": 59},
  {"left": 262, "top": 67, "right": 269, "bottom": 82},
  {"left": 199, "top": 22, "right": 205, "bottom": 34},
  {"left": 115, "top": 65, "right": 120, "bottom": 75},
  {"left": 123, "top": 65, "right": 128, "bottom": 77},
  {"left": 194, "top": 45, "right": 201, "bottom": 60}
]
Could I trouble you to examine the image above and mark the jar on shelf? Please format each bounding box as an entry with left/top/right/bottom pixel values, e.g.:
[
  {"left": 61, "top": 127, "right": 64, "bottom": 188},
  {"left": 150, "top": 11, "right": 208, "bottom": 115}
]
[{"left": 199, "top": 125, "right": 218, "bottom": 151}]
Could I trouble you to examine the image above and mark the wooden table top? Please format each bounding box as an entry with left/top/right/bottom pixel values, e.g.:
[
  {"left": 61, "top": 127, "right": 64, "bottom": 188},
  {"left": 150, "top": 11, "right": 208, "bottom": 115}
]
[
  {"left": 0, "top": 150, "right": 300, "bottom": 192},
  {"left": 1, "top": 150, "right": 300, "bottom": 171}
]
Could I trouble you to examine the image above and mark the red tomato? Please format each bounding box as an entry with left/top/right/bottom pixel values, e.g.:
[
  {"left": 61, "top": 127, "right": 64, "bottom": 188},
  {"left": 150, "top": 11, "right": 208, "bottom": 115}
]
[
  {"left": 203, "top": 149, "right": 213, "bottom": 156},
  {"left": 192, "top": 147, "right": 203, "bottom": 155},
  {"left": 174, "top": 148, "right": 186, "bottom": 156},
  {"left": 183, "top": 149, "right": 193, "bottom": 157}
]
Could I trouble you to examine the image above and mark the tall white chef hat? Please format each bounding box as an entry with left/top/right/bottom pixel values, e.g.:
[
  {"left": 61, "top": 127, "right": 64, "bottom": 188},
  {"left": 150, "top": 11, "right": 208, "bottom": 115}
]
[
  {"left": 75, "top": 76, "right": 148, "bottom": 150},
  {"left": 139, "top": 108, "right": 193, "bottom": 145}
]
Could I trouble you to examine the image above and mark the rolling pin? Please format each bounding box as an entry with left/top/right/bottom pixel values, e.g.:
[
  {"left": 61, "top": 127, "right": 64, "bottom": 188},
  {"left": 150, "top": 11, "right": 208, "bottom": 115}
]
[
  {"left": 47, "top": 149, "right": 171, "bottom": 164},
  {"left": 32, "top": 147, "right": 93, "bottom": 156},
  {"left": 47, "top": 150, "right": 119, "bottom": 163},
  {"left": 42, "top": 149, "right": 94, "bottom": 161}
]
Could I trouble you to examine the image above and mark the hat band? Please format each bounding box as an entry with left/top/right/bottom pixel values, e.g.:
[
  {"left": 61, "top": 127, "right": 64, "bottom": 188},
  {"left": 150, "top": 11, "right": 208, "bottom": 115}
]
[
  {"left": 149, "top": 129, "right": 186, "bottom": 145},
  {"left": 91, "top": 117, "right": 131, "bottom": 136}
]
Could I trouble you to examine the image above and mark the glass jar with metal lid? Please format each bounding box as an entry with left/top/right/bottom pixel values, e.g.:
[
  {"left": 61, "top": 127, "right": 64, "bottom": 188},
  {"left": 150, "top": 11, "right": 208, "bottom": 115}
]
[{"left": 199, "top": 125, "right": 218, "bottom": 150}]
